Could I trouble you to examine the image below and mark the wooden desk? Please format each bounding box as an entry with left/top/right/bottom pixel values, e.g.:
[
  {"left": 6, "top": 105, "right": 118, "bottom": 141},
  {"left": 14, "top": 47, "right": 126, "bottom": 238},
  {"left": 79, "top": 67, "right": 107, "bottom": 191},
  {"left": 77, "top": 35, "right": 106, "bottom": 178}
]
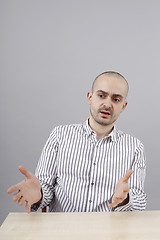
[{"left": 0, "top": 211, "right": 160, "bottom": 240}]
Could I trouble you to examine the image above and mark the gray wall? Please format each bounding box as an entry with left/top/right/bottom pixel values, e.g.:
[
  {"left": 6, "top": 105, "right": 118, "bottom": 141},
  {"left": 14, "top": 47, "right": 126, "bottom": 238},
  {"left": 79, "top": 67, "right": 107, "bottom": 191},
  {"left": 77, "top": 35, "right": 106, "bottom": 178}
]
[{"left": 1, "top": 0, "right": 160, "bottom": 225}]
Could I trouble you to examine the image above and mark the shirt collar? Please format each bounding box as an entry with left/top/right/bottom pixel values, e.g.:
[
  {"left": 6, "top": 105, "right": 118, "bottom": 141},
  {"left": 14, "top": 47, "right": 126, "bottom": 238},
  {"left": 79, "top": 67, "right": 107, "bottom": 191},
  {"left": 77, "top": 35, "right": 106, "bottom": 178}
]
[{"left": 83, "top": 119, "right": 118, "bottom": 142}]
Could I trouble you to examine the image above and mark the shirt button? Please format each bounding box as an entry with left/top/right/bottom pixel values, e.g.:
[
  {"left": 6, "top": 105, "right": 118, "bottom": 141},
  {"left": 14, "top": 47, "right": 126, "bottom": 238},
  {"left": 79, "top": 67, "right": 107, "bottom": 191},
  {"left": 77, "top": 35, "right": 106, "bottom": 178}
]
[
  {"left": 91, "top": 182, "right": 94, "bottom": 186},
  {"left": 93, "top": 162, "right": 96, "bottom": 165},
  {"left": 89, "top": 200, "right": 92, "bottom": 203}
]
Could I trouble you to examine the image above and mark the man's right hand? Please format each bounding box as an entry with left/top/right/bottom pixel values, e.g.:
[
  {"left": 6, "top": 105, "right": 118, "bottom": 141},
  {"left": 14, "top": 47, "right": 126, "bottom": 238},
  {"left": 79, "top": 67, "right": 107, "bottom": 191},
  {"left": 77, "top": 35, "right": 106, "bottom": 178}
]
[{"left": 7, "top": 166, "right": 42, "bottom": 214}]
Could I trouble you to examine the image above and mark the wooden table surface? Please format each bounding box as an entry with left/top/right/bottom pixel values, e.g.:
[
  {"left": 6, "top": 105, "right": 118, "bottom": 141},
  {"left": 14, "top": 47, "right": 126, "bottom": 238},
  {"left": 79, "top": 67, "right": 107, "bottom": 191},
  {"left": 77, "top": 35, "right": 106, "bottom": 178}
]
[{"left": 0, "top": 211, "right": 160, "bottom": 240}]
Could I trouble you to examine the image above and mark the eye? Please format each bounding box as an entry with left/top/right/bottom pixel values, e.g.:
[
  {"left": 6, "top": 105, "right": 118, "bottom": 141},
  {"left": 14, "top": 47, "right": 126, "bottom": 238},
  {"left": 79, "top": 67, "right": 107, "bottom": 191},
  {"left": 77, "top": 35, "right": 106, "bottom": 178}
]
[
  {"left": 113, "top": 98, "right": 120, "bottom": 102},
  {"left": 98, "top": 94, "right": 105, "bottom": 98}
]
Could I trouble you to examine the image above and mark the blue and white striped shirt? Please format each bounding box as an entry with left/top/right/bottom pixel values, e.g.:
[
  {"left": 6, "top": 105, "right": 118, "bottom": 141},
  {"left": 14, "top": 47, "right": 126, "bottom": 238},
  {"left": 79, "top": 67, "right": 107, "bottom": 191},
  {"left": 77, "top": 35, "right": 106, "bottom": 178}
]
[{"left": 34, "top": 120, "right": 147, "bottom": 212}]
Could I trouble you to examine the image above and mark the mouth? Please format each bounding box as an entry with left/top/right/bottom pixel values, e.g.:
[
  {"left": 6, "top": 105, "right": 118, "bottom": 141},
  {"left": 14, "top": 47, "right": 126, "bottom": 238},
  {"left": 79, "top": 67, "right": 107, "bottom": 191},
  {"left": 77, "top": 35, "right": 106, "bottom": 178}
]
[{"left": 99, "top": 110, "right": 111, "bottom": 117}]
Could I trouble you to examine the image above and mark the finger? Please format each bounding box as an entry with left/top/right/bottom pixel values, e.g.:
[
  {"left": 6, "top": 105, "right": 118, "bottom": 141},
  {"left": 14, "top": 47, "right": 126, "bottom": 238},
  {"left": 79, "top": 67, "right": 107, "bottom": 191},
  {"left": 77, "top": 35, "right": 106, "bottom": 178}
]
[
  {"left": 108, "top": 203, "right": 116, "bottom": 208},
  {"left": 18, "top": 196, "right": 26, "bottom": 206},
  {"left": 25, "top": 201, "right": 31, "bottom": 214},
  {"left": 116, "top": 193, "right": 128, "bottom": 201},
  {"left": 7, "top": 184, "right": 19, "bottom": 194},
  {"left": 108, "top": 196, "right": 121, "bottom": 208},
  {"left": 18, "top": 165, "right": 32, "bottom": 179},
  {"left": 13, "top": 191, "right": 22, "bottom": 202},
  {"left": 122, "top": 169, "right": 133, "bottom": 182},
  {"left": 113, "top": 195, "right": 123, "bottom": 204},
  {"left": 108, "top": 200, "right": 119, "bottom": 208}
]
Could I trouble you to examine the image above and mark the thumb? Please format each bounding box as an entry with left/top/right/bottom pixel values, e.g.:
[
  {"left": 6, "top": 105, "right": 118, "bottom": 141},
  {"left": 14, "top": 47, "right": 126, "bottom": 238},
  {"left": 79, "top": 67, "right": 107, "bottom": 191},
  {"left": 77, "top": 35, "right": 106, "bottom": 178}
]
[
  {"left": 122, "top": 169, "right": 133, "bottom": 182},
  {"left": 18, "top": 165, "right": 33, "bottom": 179}
]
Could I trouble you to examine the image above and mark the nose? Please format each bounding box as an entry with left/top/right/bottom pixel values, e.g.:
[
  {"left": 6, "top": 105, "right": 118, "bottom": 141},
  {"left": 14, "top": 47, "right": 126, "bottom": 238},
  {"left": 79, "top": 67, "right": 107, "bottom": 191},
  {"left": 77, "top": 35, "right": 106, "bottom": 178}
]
[{"left": 103, "top": 97, "right": 112, "bottom": 109}]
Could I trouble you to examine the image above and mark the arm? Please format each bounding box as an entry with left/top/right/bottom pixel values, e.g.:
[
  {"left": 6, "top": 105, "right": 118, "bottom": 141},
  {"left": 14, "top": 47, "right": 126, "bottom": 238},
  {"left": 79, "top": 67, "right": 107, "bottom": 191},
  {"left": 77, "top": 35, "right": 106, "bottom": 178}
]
[
  {"left": 32, "top": 128, "right": 59, "bottom": 211},
  {"left": 109, "top": 142, "right": 147, "bottom": 211},
  {"left": 7, "top": 128, "right": 59, "bottom": 213}
]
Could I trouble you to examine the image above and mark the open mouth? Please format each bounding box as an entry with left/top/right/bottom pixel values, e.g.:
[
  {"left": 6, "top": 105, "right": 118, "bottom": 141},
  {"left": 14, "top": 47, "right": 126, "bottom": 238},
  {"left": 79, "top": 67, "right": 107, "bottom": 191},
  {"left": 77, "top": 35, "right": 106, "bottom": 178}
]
[{"left": 100, "top": 110, "right": 111, "bottom": 116}]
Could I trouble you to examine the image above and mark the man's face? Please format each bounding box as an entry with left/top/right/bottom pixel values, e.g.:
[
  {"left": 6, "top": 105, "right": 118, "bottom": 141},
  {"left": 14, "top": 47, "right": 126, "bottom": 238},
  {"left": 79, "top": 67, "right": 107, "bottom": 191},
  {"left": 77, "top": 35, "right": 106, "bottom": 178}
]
[{"left": 87, "top": 75, "right": 128, "bottom": 127}]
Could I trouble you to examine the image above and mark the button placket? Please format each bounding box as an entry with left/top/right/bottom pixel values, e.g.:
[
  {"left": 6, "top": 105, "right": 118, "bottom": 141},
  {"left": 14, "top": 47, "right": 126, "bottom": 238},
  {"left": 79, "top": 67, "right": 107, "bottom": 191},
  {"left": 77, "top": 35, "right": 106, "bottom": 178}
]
[{"left": 87, "top": 144, "right": 98, "bottom": 212}]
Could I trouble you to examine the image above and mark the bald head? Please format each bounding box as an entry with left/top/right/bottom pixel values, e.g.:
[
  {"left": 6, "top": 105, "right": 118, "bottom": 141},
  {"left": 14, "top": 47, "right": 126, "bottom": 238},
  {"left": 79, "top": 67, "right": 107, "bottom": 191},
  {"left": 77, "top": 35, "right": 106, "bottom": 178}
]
[{"left": 92, "top": 71, "right": 129, "bottom": 99}]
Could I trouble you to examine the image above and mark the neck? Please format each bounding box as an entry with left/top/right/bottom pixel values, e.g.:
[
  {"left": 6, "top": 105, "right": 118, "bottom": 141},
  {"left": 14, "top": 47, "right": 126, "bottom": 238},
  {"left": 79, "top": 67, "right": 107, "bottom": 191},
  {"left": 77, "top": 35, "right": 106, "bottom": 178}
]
[{"left": 88, "top": 117, "right": 114, "bottom": 140}]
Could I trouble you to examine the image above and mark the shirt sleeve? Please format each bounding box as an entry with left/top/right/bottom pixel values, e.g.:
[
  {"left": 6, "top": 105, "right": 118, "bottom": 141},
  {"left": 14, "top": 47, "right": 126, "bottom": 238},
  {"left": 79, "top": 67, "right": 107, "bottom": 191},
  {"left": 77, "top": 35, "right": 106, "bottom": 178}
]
[
  {"left": 112, "top": 141, "right": 147, "bottom": 212},
  {"left": 31, "top": 127, "right": 59, "bottom": 211}
]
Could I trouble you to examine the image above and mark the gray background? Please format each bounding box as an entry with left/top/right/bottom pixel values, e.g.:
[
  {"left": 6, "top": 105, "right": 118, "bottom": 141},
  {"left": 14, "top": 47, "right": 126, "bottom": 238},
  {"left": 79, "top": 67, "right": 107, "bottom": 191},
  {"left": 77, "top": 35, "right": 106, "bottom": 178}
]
[{"left": 1, "top": 0, "right": 160, "bottom": 225}]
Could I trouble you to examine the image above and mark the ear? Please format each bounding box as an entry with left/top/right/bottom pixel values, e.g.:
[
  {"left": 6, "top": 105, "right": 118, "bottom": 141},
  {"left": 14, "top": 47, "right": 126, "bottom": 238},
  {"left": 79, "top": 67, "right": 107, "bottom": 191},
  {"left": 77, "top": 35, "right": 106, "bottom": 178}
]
[
  {"left": 121, "top": 101, "right": 128, "bottom": 112},
  {"left": 87, "top": 92, "right": 92, "bottom": 105}
]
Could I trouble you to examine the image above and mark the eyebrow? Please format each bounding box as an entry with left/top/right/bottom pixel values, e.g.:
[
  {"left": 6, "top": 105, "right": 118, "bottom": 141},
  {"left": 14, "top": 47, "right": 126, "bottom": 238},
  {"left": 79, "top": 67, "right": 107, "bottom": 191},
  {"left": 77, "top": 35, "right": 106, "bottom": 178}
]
[{"left": 96, "top": 90, "right": 124, "bottom": 99}]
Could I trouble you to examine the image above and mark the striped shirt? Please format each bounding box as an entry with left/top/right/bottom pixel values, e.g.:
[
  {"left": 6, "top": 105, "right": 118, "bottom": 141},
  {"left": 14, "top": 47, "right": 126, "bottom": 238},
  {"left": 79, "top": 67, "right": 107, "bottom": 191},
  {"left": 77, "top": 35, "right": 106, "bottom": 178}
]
[{"left": 33, "top": 119, "right": 147, "bottom": 212}]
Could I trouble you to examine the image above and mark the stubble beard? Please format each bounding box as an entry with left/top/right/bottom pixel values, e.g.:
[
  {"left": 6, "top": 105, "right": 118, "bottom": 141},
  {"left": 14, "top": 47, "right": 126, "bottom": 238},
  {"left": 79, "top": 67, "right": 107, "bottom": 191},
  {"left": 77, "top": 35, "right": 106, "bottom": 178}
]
[{"left": 90, "top": 108, "right": 115, "bottom": 126}]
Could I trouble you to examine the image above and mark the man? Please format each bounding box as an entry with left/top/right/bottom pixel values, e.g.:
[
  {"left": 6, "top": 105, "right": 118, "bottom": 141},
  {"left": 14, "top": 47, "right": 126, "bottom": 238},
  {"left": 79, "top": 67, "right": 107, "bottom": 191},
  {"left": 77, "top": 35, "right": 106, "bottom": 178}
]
[{"left": 7, "top": 71, "right": 147, "bottom": 213}]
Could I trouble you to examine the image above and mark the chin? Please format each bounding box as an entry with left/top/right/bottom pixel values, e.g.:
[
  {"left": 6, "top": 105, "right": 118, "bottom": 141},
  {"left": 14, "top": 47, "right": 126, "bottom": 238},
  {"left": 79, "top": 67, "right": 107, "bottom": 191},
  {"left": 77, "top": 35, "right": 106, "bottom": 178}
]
[{"left": 97, "top": 120, "right": 111, "bottom": 126}]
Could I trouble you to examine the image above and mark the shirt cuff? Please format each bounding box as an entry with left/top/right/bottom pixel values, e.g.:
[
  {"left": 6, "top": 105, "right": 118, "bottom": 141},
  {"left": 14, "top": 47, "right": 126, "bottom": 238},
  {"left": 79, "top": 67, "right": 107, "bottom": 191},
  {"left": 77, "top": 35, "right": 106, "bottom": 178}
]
[{"left": 31, "top": 187, "right": 47, "bottom": 212}]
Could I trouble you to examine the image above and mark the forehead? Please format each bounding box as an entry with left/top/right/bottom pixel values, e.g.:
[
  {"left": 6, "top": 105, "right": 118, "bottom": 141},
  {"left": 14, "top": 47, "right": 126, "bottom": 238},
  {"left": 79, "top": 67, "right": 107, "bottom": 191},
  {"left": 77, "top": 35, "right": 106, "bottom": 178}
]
[{"left": 93, "top": 75, "right": 128, "bottom": 98}]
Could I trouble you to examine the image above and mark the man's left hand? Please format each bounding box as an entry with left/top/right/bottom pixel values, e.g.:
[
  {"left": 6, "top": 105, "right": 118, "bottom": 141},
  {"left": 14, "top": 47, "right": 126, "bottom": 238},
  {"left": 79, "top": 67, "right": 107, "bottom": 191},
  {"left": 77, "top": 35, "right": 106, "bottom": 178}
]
[{"left": 108, "top": 169, "right": 133, "bottom": 208}]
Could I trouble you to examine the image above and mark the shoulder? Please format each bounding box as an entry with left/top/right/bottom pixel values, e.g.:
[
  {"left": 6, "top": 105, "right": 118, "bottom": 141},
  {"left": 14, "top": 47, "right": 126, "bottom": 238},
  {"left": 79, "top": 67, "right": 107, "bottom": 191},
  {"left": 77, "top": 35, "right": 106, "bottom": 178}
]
[
  {"left": 116, "top": 129, "right": 144, "bottom": 149},
  {"left": 50, "top": 123, "right": 83, "bottom": 138},
  {"left": 55, "top": 122, "right": 83, "bottom": 132}
]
